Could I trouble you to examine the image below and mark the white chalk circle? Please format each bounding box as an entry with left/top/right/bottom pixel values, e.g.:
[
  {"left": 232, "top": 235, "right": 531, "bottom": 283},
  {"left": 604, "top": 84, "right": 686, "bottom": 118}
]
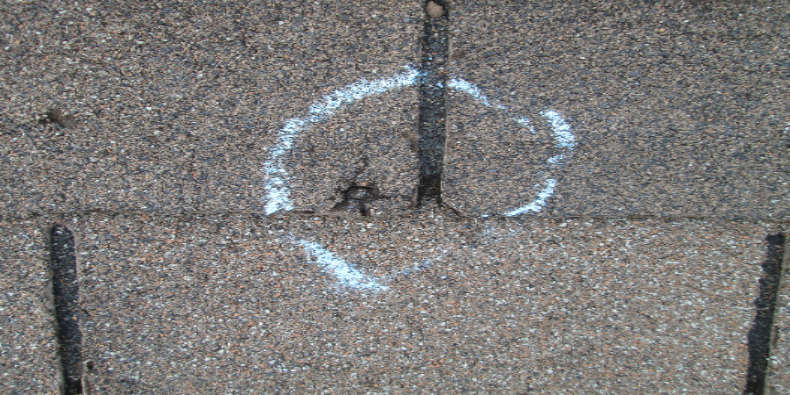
[
  {"left": 293, "top": 237, "right": 389, "bottom": 292},
  {"left": 262, "top": 66, "right": 576, "bottom": 217},
  {"left": 291, "top": 236, "right": 439, "bottom": 293},
  {"left": 446, "top": 79, "right": 576, "bottom": 216}
]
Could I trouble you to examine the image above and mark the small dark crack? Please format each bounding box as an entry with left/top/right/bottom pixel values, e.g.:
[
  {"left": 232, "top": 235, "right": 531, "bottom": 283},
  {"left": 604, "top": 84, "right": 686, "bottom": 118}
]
[
  {"left": 39, "top": 108, "right": 77, "bottom": 129},
  {"left": 331, "top": 185, "right": 380, "bottom": 216}
]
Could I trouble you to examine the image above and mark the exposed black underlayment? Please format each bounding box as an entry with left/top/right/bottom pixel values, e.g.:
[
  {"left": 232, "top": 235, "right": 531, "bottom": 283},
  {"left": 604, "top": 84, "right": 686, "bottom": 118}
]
[
  {"left": 417, "top": 0, "right": 449, "bottom": 203},
  {"left": 50, "top": 225, "right": 84, "bottom": 395},
  {"left": 744, "top": 233, "right": 786, "bottom": 395}
]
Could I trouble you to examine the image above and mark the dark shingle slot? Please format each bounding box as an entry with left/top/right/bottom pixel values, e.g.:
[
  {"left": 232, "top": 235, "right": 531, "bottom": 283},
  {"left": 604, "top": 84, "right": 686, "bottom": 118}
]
[
  {"left": 50, "top": 225, "right": 83, "bottom": 395},
  {"left": 744, "top": 233, "right": 786, "bottom": 395},
  {"left": 417, "top": 0, "right": 449, "bottom": 203}
]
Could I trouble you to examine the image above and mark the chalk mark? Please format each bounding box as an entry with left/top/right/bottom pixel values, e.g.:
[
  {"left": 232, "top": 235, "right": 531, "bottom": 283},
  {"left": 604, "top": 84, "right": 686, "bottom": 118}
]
[
  {"left": 263, "top": 69, "right": 577, "bottom": 218},
  {"left": 291, "top": 237, "right": 448, "bottom": 293},
  {"left": 263, "top": 67, "right": 420, "bottom": 215},
  {"left": 294, "top": 237, "right": 388, "bottom": 292},
  {"left": 448, "top": 78, "right": 576, "bottom": 217}
]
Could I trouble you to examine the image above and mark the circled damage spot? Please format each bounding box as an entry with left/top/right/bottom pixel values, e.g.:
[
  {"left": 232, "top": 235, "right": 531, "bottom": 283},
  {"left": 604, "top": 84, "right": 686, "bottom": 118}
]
[
  {"left": 330, "top": 185, "right": 380, "bottom": 217},
  {"left": 262, "top": 67, "right": 420, "bottom": 216},
  {"left": 262, "top": 72, "right": 577, "bottom": 217}
]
